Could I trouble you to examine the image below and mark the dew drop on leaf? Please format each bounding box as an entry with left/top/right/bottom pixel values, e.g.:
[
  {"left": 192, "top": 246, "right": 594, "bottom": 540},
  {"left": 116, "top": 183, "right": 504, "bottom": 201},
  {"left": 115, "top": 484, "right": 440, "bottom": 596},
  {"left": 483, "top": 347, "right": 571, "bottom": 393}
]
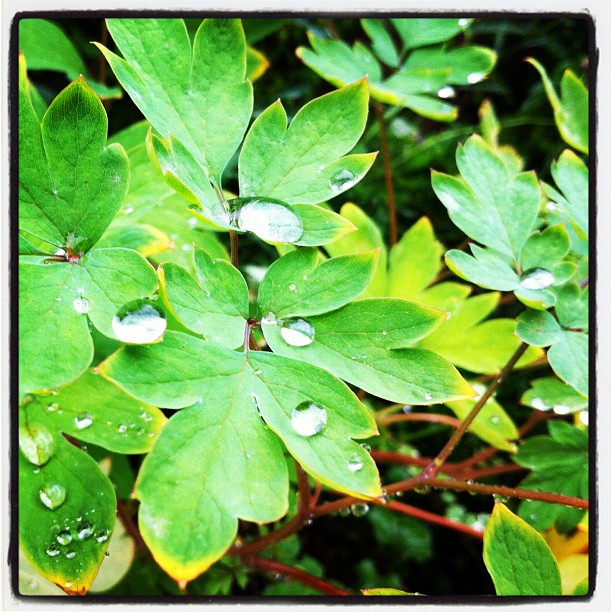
[
  {"left": 291, "top": 401, "right": 327, "bottom": 437},
  {"left": 66, "top": 551, "right": 76, "bottom": 559},
  {"left": 47, "top": 402, "right": 59, "bottom": 412},
  {"left": 288, "top": 283, "right": 297, "bottom": 292},
  {"left": 261, "top": 312, "right": 276, "bottom": 326},
  {"left": 118, "top": 424, "right": 128, "bottom": 433},
  {"left": 72, "top": 297, "right": 90, "bottom": 314},
  {"left": 347, "top": 454, "right": 364, "bottom": 472},
  {"left": 490, "top": 416, "right": 500, "bottom": 424},
  {"left": 235, "top": 198, "right": 303, "bottom": 244},
  {"left": 458, "top": 18, "right": 469, "bottom": 27},
  {"left": 39, "top": 483, "right": 66, "bottom": 510},
  {"left": 95, "top": 528, "right": 110, "bottom": 543},
  {"left": 124, "top": 206, "right": 134, "bottom": 215},
  {"left": 74, "top": 412, "right": 93, "bottom": 430},
  {"left": 437, "top": 86, "right": 456, "bottom": 99},
  {"left": 19, "top": 424, "right": 55, "bottom": 466},
  {"left": 112, "top": 299, "right": 167, "bottom": 344},
  {"left": 46, "top": 544, "right": 61, "bottom": 557},
  {"left": 467, "top": 72, "right": 484, "bottom": 84},
  {"left": 76, "top": 521, "right": 93, "bottom": 540},
  {"left": 519, "top": 268, "right": 555, "bottom": 290},
  {"left": 280, "top": 318, "right": 315, "bottom": 347},
  {"left": 553, "top": 404, "right": 572, "bottom": 415},
  {"left": 351, "top": 503, "right": 369, "bottom": 517},
  {"left": 329, "top": 169, "right": 357, "bottom": 193},
  {"left": 360, "top": 443, "right": 371, "bottom": 453},
  {"left": 56, "top": 529, "right": 72, "bottom": 546},
  {"left": 530, "top": 397, "right": 548, "bottom": 410},
  {"left": 424, "top": 392, "right": 433, "bottom": 401}
]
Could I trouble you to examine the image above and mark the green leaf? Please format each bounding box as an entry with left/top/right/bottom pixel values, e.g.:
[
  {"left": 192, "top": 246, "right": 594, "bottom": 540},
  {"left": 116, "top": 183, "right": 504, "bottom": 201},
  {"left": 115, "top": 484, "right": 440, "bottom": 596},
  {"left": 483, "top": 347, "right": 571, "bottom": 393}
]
[
  {"left": 362, "top": 588, "right": 417, "bottom": 596},
  {"left": 483, "top": 502, "right": 562, "bottom": 595},
  {"left": 23, "top": 370, "right": 166, "bottom": 453},
  {"left": 527, "top": 59, "right": 588, "bottom": 154},
  {"left": 555, "top": 283, "right": 588, "bottom": 330},
  {"left": 19, "top": 428, "right": 116, "bottom": 595},
  {"left": 514, "top": 421, "right": 588, "bottom": 532},
  {"left": 419, "top": 293, "right": 542, "bottom": 374},
  {"left": 548, "top": 331, "right": 588, "bottom": 397},
  {"left": 521, "top": 377, "right": 588, "bottom": 414},
  {"left": 19, "top": 19, "right": 121, "bottom": 99},
  {"left": 95, "top": 224, "right": 173, "bottom": 258},
  {"left": 257, "top": 248, "right": 378, "bottom": 319},
  {"left": 446, "top": 384, "right": 519, "bottom": 452},
  {"left": 387, "top": 217, "right": 443, "bottom": 300},
  {"left": 288, "top": 203, "right": 357, "bottom": 246},
  {"left": 18, "top": 53, "right": 47, "bottom": 119},
  {"left": 391, "top": 18, "right": 467, "bottom": 49},
  {"left": 432, "top": 135, "right": 541, "bottom": 259},
  {"left": 445, "top": 245, "right": 519, "bottom": 291},
  {"left": 19, "top": 249, "right": 158, "bottom": 394},
  {"left": 263, "top": 299, "right": 474, "bottom": 404},
  {"left": 325, "top": 203, "right": 388, "bottom": 298},
  {"left": 99, "top": 331, "right": 381, "bottom": 580},
  {"left": 520, "top": 224, "right": 570, "bottom": 271},
  {"left": 550, "top": 149, "right": 588, "bottom": 236},
  {"left": 246, "top": 45, "right": 269, "bottom": 82},
  {"left": 101, "top": 18, "right": 253, "bottom": 183},
  {"left": 159, "top": 247, "right": 248, "bottom": 349},
  {"left": 361, "top": 19, "right": 400, "bottom": 67},
  {"left": 19, "top": 78, "right": 129, "bottom": 254},
  {"left": 238, "top": 80, "right": 376, "bottom": 205},
  {"left": 516, "top": 309, "right": 562, "bottom": 347}
]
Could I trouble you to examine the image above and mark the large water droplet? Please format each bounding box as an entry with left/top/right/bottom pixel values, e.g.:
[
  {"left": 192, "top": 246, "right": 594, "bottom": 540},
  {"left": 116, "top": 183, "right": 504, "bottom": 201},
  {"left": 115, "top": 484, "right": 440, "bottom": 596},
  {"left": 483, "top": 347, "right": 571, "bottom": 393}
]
[
  {"left": 72, "top": 297, "right": 90, "bottom": 314},
  {"left": 553, "top": 404, "right": 572, "bottom": 415},
  {"left": 530, "top": 397, "right": 548, "bottom": 411},
  {"left": 56, "top": 529, "right": 72, "bottom": 546},
  {"left": 467, "top": 72, "right": 484, "bottom": 84},
  {"left": 74, "top": 412, "right": 93, "bottom": 430},
  {"left": 347, "top": 454, "right": 363, "bottom": 472},
  {"left": 329, "top": 169, "right": 357, "bottom": 193},
  {"left": 233, "top": 198, "right": 303, "bottom": 244},
  {"left": 19, "top": 424, "right": 55, "bottom": 466},
  {"left": 520, "top": 268, "right": 555, "bottom": 290},
  {"left": 77, "top": 522, "right": 93, "bottom": 540},
  {"left": 46, "top": 544, "right": 61, "bottom": 557},
  {"left": 437, "top": 86, "right": 456, "bottom": 99},
  {"left": 112, "top": 299, "right": 167, "bottom": 344},
  {"left": 39, "top": 483, "right": 66, "bottom": 510},
  {"left": 280, "top": 318, "right": 315, "bottom": 347},
  {"left": 291, "top": 401, "right": 327, "bottom": 437},
  {"left": 351, "top": 503, "right": 369, "bottom": 517}
]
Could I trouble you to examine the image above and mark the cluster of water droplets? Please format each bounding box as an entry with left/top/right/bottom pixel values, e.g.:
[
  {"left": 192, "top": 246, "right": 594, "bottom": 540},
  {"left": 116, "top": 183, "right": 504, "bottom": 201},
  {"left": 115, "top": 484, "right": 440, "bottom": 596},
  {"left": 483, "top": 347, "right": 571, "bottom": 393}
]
[
  {"left": 519, "top": 268, "right": 556, "bottom": 290},
  {"left": 112, "top": 299, "right": 167, "bottom": 344},
  {"left": 46, "top": 517, "right": 110, "bottom": 559}
]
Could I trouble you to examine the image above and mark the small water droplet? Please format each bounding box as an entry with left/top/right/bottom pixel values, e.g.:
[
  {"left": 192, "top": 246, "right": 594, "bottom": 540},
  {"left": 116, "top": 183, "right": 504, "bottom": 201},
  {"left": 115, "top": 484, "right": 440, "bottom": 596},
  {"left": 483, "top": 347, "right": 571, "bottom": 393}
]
[
  {"left": 280, "top": 318, "right": 315, "bottom": 347},
  {"left": 55, "top": 296, "right": 62, "bottom": 302},
  {"left": 288, "top": 283, "right": 297, "bottom": 292},
  {"left": 112, "top": 299, "right": 167, "bottom": 344},
  {"left": 579, "top": 411, "right": 588, "bottom": 426},
  {"left": 553, "top": 404, "right": 572, "bottom": 415},
  {"left": 74, "top": 412, "right": 93, "bottom": 430},
  {"left": 351, "top": 503, "right": 369, "bottom": 517},
  {"left": 382, "top": 330, "right": 388, "bottom": 336},
  {"left": 437, "top": 86, "right": 456, "bottom": 99},
  {"left": 124, "top": 206, "right": 134, "bottom": 215},
  {"left": 424, "top": 392, "right": 433, "bottom": 401},
  {"left": 261, "top": 312, "right": 276, "bottom": 326},
  {"left": 520, "top": 268, "right": 555, "bottom": 290},
  {"left": 490, "top": 416, "right": 500, "bottom": 424},
  {"left": 56, "top": 529, "right": 72, "bottom": 546},
  {"left": 291, "top": 401, "right": 327, "bottom": 437},
  {"left": 458, "top": 18, "right": 469, "bottom": 27},
  {"left": 66, "top": 551, "right": 76, "bottom": 559},
  {"left": 467, "top": 72, "right": 484, "bottom": 84},
  {"left": 39, "top": 483, "right": 66, "bottom": 510},
  {"left": 338, "top": 507, "right": 351, "bottom": 518},
  {"left": 46, "top": 544, "right": 61, "bottom": 557},
  {"left": 77, "top": 522, "right": 93, "bottom": 540},
  {"left": 347, "top": 454, "right": 363, "bottom": 472},
  {"left": 329, "top": 168, "right": 357, "bottom": 193},
  {"left": 402, "top": 405, "right": 413, "bottom": 414},
  {"left": 19, "top": 424, "right": 55, "bottom": 466},
  {"left": 530, "top": 397, "right": 548, "bottom": 411},
  {"left": 95, "top": 528, "right": 110, "bottom": 543},
  {"left": 118, "top": 424, "right": 128, "bottom": 433},
  {"left": 360, "top": 443, "right": 371, "bottom": 453},
  {"left": 546, "top": 201, "right": 559, "bottom": 212},
  {"left": 72, "top": 297, "right": 90, "bottom": 314},
  {"left": 254, "top": 369, "right": 263, "bottom": 376},
  {"left": 187, "top": 217, "right": 197, "bottom": 227},
  {"left": 47, "top": 402, "right": 60, "bottom": 412}
]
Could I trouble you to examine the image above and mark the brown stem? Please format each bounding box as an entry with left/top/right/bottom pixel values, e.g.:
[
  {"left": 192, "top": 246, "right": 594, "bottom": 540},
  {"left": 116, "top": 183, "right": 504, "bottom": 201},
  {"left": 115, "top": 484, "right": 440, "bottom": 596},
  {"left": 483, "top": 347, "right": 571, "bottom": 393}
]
[
  {"left": 295, "top": 462, "right": 312, "bottom": 523},
  {"left": 422, "top": 342, "right": 529, "bottom": 478},
  {"left": 310, "top": 482, "right": 323, "bottom": 508},
  {"left": 371, "top": 450, "right": 461, "bottom": 477},
  {"left": 375, "top": 101, "right": 398, "bottom": 246},
  {"left": 116, "top": 499, "right": 147, "bottom": 553},
  {"left": 468, "top": 463, "right": 525, "bottom": 479},
  {"left": 229, "top": 230, "right": 239, "bottom": 268},
  {"left": 379, "top": 412, "right": 462, "bottom": 428},
  {"left": 244, "top": 556, "right": 351, "bottom": 595}
]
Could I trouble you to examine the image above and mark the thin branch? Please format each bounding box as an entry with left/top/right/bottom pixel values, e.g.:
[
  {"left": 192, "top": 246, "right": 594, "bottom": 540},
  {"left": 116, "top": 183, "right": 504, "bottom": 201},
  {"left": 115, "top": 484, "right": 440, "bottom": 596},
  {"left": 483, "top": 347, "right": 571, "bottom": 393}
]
[
  {"left": 116, "top": 499, "right": 147, "bottom": 553},
  {"left": 375, "top": 101, "right": 398, "bottom": 246},
  {"left": 378, "top": 412, "right": 461, "bottom": 429},
  {"left": 422, "top": 342, "right": 529, "bottom": 478},
  {"left": 468, "top": 463, "right": 525, "bottom": 479},
  {"left": 229, "top": 230, "right": 239, "bottom": 268},
  {"left": 244, "top": 556, "right": 351, "bottom": 596},
  {"left": 295, "top": 462, "right": 312, "bottom": 523}
]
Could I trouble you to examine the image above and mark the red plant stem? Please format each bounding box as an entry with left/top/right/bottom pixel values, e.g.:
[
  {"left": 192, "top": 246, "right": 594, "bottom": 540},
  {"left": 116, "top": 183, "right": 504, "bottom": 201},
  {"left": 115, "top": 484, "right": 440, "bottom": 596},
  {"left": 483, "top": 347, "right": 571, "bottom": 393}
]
[
  {"left": 379, "top": 412, "right": 462, "bottom": 428},
  {"left": 310, "top": 482, "right": 323, "bottom": 508},
  {"left": 375, "top": 101, "right": 398, "bottom": 246},
  {"left": 468, "top": 463, "right": 525, "bottom": 479},
  {"left": 295, "top": 462, "right": 312, "bottom": 522},
  {"left": 371, "top": 450, "right": 463, "bottom": 477},
  {"left": 244, "top": 556, "right": 351, "bottom": 596},
  {"left": 422, "top": 342, "right": 529, "bottom": 479},
  {"left": 229, "top": 230, "right": 239, "bottom": 268},
  {"left": 116, "top": 499, "right": 147, "bottom": 553},
  {"left": 385, "top": 500, "right": 484, "bottom": 539}
]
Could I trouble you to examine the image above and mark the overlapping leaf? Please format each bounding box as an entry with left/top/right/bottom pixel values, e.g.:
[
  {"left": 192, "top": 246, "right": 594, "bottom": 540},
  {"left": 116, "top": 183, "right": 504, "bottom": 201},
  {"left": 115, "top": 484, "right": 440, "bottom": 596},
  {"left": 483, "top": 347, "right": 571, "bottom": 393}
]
[
  {"left": 483, "top": 503, "right": 562, "bottom": 595},
  {"left": 99, "top": 331, "right": 381, "bottom": 581},
  {"left": 513, "top": 421, "right": 588, "bottom": 532},
  {"left": 521, "top": 377, "right": 588, "bottom": 414}
]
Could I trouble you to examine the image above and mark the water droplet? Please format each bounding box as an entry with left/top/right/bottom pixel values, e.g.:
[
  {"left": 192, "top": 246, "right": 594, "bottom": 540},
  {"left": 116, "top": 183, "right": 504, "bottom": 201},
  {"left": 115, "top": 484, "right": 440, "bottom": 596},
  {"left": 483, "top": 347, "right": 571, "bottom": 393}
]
[
  {"left": 546, "top": 201, "right": 559, "bottom": 211},
  {"left": 118, "top": 424, "right": 128, "bottom": 433},
  {"left": 19, "top": 424, "right": 55, "bottom": 466},
  {"left": 254, "top": 369, "right": 263, "bottom": 376},
  {"left": 347, "top": 454, "right": 363, "bottom": 472},
  {"left": 187, "top": 216, "right": 197, "bottom": 227},
  {"left": 402, "top": 405, "right": 413, "bottom": 414},
  {"left": 288, "top": 283, "right": 297, "bottom": 292},
  {"left": 112, "top": 299, "right": 167, "bottom": 344},
  {"left": 351, "top": 503, "right": 369, "bottom": 517},
  {"left": 529, "top": 514, "right": 537, "bottom": 521},
  {"left": 382, "top": 330, "right": 388, "bottom": 336},
  {"left": 437, "top": 86, "right": 456, "bottom": 99},
  {"left": 46, "top": 544, "right": 61, "bottom": 557},
  {"left": 329, "top": 169, "right": 357, "bottom": 193},
  {"left": 530, "top": 397, "right": 548, "bottom": 411},
  {"left": 95, "top": 528, "right": 110, "bottom": 543},
  {"left": 261, "top": 312, "right": 276, "bottom": 326},
  {"left": 467, "top": 72, "right": 484, "bottom": 84},
  {"left": 77, "top": 522, "right": 93, "bottom": 540},
  {"left": 579, "top": 411, "right": 588, "bottom": 426},
  {"left": 493, "top": 494, "right": 510, "bottom": 503},
  {"left": 72, "top": 296, "right": 90, "bottom": 314},
  {"left": 520, "top": 268, "right": 555, "bottom": 290},
  {"left": 55, "top": 296, "right": 62, "bottom": 302},
  {"left": 66, "top": 551, "right": 76, "bottom": 559},
  {"left": 47, "top": 402, "right": 59, "bottom": 412},
  {"left": 56, "top": 529, "right": 72, "bottom": 546},
  {"left": 458, "top": 18, "right": 469, "bottom": 27},
  {"left": 553, "top": 404, "right": 572, "bottom": 415},
  {"left": 360, "top": 443, "right": 371, "bottom": 453},
  {"left": 74, "top": 412, "right": 93, "bottom": 430},
  {"left": 233, "top": 198, "right": 303, "bottom": 243},
  {"left": 140, "top": 410, "right": 153, "bottom": 422},
  {"left": 424, "top": 392, "right": 433, "bottom": 401},
  {"left": 124, "top": 206, "right": 134, "bottom": 215},
  {"left": 280, "top": 318, "right": 315, "bottom": 347},
  {"left": 490, "top": 416, "right": 500, "bottom": 424},
  {"left": 338, "top": 507, "right": 351, "bottom": 518},
  {"left": 181, "top": 244, "right": 190, "bottom": 251},
  {"left": 39, "top": 483, "right": 66, "bottom": 510},
  {"left": 291, "top": 401, "right": 327, "bottom": 437}
]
